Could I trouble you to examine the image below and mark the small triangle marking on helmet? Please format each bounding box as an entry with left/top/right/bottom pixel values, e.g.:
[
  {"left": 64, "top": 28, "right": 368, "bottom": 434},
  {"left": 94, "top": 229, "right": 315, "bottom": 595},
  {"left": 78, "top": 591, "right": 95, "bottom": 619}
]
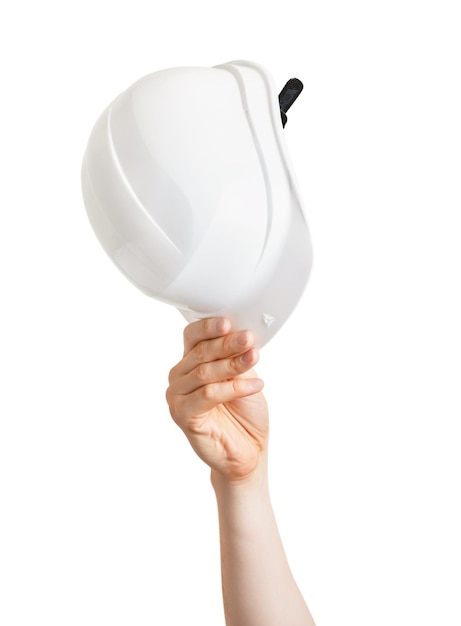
[{"left": 262, "top": 313, "right": 275, "bottom": 328}]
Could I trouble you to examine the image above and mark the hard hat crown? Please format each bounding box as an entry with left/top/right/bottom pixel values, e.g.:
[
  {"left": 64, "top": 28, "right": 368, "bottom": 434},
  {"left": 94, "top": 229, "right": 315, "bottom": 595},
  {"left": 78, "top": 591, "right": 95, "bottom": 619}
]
[{"left": 82, "top": 60, "right": 313, "bottom": 346}]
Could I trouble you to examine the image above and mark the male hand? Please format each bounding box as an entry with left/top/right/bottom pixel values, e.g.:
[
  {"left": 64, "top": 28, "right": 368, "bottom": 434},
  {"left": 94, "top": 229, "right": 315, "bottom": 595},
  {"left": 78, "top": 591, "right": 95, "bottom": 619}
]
[{"left": 166, "top": 318, "right": 269, "bottom": 483}]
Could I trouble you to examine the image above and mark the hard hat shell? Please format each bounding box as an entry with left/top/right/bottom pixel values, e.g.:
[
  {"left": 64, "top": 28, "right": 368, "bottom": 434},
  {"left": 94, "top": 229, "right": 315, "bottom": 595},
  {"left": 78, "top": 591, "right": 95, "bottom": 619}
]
[{"left": 81, "top": 60, "right": 313, "bottom": 347}]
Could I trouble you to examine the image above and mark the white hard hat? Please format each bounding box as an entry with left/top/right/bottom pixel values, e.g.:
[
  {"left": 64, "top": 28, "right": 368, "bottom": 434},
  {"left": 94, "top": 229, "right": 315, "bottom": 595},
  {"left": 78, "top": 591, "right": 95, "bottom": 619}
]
[{"left": 81, "top": 60, "right": 313, "bottom": 347}]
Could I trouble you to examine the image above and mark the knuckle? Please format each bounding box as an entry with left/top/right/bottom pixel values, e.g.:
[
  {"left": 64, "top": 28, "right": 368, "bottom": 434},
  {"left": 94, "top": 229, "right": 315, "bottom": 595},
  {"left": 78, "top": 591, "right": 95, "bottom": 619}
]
[
  {"left": 195, "top": 362, "right": 209, "bottom": 382},
  {"left": 167, "top": 364, "right": 177, "bottom": 385},
  {"left": 223, "top": 332, "right": 234, "bottom": 349},
  {"left": 232, "top": 379, "right": 241, "bottom": 395},
  {"left": 232, "top": 378, "right": 249, "bottom": 397},
  {"left": 166, "top": 392, "right": 180, "bottom": 424},
  {"left": 165, "top": 386, "right": 174, "bottom": 410},
  {"left": 202, "top": 383, "right": 215, "bottom": 401},
  {"left": 228, "top": 356, "right": 241, "bottom": 374},
  {"left": 194, "top": 339, "right": 208, "bottom": 361},
  {"left": 165, "top": 393, "right": 174, "bottom": 414}
]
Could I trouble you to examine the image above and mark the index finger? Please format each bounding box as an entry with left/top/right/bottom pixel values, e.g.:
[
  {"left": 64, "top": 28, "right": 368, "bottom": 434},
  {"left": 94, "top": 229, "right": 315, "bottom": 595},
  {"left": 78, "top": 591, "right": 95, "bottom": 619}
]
[{"left": 183, "top": 317, "right": 232, "bottom": 356}]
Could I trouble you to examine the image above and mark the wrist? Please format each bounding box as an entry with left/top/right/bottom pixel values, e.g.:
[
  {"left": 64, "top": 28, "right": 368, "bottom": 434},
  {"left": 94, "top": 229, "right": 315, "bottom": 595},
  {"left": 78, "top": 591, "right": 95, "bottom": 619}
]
[
  {"left": 211, "top": 453, "right": 275, "bottom": 545},
  {"left": 210, "top": 452, "right": 269, "bottom": 498}
]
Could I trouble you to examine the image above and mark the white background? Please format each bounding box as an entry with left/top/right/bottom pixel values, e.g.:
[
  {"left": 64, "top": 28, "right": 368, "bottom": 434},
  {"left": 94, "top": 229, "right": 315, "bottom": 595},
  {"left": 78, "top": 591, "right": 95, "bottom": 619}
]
[{"left": 1, "top": 1, "right": 460, "bottom": 624}]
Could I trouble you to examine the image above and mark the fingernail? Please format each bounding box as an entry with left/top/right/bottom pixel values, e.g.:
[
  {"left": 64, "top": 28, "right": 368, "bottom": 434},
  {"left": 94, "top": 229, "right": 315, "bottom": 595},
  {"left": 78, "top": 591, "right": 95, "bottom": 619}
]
[
  {"left": 216, "top": 318, "right": 227, "bottom": 332},
  {"left": 237, "top": 331, "right": 249, "bottom": 345},
  {"left": 248, "top": 379, "right": 264, "bottom": 391},
  {"left": 241, "top": 350, "right": 254, "bottom": 363}
]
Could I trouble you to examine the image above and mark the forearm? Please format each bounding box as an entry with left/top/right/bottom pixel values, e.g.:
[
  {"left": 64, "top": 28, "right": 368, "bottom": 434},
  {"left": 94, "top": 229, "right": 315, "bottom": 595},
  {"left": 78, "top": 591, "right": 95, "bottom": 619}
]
[{"left": 211, "top": 457, "right": 315, "bottom": 626}]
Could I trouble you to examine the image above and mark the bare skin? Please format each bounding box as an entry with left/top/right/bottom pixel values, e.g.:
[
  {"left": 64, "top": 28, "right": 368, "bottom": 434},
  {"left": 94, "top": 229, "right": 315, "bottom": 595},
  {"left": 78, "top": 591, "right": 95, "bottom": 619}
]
[{"left": 166, "top": 317, "right": 315, "bottom": 626}]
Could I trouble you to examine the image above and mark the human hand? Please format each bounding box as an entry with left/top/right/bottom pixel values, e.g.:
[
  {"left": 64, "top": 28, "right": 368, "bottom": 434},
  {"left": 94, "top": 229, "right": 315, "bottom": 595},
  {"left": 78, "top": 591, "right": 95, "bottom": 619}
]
[{"left": 166, "top": 318, "right": 269, "bottom": 483}]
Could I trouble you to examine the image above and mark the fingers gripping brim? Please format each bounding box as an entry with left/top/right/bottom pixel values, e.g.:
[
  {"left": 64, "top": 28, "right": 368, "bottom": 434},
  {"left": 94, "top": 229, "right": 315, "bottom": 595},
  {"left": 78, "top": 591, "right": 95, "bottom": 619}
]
[{"left": 174, "top": 377, "right": 264, "bottom": 424}]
